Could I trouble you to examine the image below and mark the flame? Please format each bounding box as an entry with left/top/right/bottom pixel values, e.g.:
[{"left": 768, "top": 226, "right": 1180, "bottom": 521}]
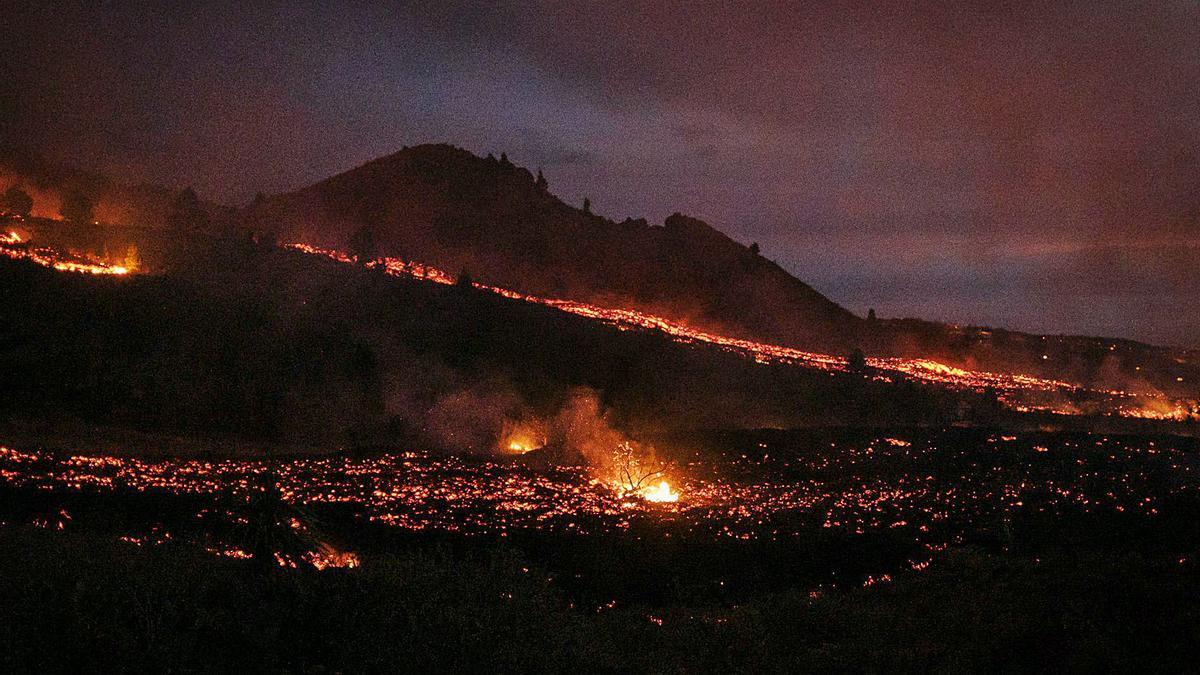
[
  {"left": 640, "top": 480, "right": 680, "bottom": 503},
  {"left": 500, "top": 420, "right": 547, "bottom": 455}
]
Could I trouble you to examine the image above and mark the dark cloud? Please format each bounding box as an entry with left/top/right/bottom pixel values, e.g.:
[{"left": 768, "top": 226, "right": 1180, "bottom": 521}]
[{"left": 4, "top": 1, "right": 1198, "bottom": 345}]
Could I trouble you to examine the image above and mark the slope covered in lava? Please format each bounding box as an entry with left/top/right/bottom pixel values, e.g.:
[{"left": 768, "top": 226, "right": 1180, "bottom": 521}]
[
  {"left": 239, "top": 144, "right": 859, "bottom": 352},
  {"left": 0, "top": 231, "right": 978, "bottom": 453},
  {"left": 236, "top": 144, "right": 1197, "bottom": 399}
]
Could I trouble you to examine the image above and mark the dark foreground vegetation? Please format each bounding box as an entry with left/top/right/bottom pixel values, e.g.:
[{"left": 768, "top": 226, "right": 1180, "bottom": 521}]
[{"left": 1, "top": 526, "right": 1197, "bottom": 673}]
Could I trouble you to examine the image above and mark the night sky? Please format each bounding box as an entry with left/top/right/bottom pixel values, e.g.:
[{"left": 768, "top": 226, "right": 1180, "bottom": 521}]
[{"left": 5, "top": 2, "right": 1198, "bottom": 346}]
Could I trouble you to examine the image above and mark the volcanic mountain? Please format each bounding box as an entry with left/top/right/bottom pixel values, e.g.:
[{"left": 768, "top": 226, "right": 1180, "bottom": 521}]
[
  {"left": 6, "top": 143, "right": 1194, "bottom": 397},
  {"left": 233, "top": 145, "right": 1199, "bottom": 398},
  {"left": 241, "top": 144, "right": 861, "bottom": 351}
]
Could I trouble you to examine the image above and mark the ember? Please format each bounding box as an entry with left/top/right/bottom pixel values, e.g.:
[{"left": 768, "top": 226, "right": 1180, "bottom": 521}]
[{"left": 5, "top": 428, "right": 1188, "bottom": 546}]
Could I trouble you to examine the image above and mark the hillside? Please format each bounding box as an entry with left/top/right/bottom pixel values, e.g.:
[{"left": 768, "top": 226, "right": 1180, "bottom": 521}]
[
  {"left": 239, "top": 144, "right": 1197, "bottom": 398},
  {"left": 0, "top": 232, "right": 975, "bottom": 452},
  {"left": 0, "top": 147, "right": 231, "bottom": 229},
  {"left": 4, "top": 144, "right": 1194, "bottom": 399},
  {"left": 241, "top": 144, "right": 860, "bottom": 351}
]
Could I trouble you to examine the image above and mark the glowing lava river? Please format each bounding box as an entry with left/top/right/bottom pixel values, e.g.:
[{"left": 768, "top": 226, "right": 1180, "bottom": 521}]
[
  {"left": 282, "top": 243, "right": 1196, "bottom": 422},
  {"left": 1, "top": 226, "right": 1193, "bottom": 422}
]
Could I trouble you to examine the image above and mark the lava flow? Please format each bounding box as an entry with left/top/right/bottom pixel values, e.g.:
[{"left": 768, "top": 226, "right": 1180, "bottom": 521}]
[
  {"left": 1, "top": 230, "right": 132, "bottom": 275},
  {"left": 0, "top": 231, "right": 1189, "bottom": 422},
  {"left": 284, "top": 243, "right": 1196, "bottom": 421}
]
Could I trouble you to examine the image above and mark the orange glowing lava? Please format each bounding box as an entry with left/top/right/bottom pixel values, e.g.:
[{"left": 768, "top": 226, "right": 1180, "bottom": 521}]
[
  {"left": 640, "top": 480, "right": 680, "bottom": 503},
  {"left": 4, "top": 234, "right": 1191, "bottom": 423},
  {"left": 0, "top": 236, "right": 132, "bottom": 276},
  {"left": 284, "top": 240, "right": 1197, "bottom": 421}
]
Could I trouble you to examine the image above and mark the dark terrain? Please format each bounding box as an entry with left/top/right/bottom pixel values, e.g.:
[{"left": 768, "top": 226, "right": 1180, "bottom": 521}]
[
  {"left": 2, "top": 148, "right": 1199, "bottom": 673},
  {"left": 0, "top": 230, "right": 977, "bottom": 452},
  {"left": 1, "top": 427, "right": 1198, "bottom": 672}
]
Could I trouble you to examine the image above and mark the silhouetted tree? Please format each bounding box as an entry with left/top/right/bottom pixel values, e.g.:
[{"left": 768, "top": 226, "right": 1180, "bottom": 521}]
[
  {"left": 868, "top": 308, "right": 877, "bottom": 322},
  {"left": 348, "top": 225, "right": 378, "bottom": 263},
  {"left": 456, "top": 269, "right": 474, "bottom": 288},
  {"left": 848, "top": 347, "right": 867, "bottom": 374},
  {"left": 612, "top": 441, "right": 669, "bottom": 497},
  {"left": 582, "top": 197, "right": 591, "bottom": 214},
  {"left": 536, "top": 169, "right": 548, "bottom": 191},
  {"left": 2, "top": 186, "right": 33, "bottom": 217},
  {"left": 500, "top": 152, "right": 510, "bottom": 166},
  {"left": 59, "top": 190, "right": 93, "bottom": 224},
  {"left": 749, "top": 242, "right": 760, "bottom": 255},
  {"left": 168, "top": 187, "right": 208, "bottom": 231}
]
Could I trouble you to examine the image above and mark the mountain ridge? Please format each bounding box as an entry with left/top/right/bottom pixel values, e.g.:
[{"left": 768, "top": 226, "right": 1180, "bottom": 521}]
[{"left": 241, "top": 143, "right": 862, "bottom": 351}]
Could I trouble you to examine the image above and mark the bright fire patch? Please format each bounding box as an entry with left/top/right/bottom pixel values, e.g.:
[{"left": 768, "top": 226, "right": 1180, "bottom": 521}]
[{"left": 640, "top": 480, "right": 680, "bottom": 503}]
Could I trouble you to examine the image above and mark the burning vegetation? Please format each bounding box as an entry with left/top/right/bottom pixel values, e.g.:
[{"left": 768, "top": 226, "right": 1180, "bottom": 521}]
[
  {"left": 500, "top": 418, "right": 548, "bottom": 455},
  {"left": 1, "top": 227, "right": 135, "bottom": 275},
  {"left": 609, "top": 441, "right": 679, "bottom": 503}
]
